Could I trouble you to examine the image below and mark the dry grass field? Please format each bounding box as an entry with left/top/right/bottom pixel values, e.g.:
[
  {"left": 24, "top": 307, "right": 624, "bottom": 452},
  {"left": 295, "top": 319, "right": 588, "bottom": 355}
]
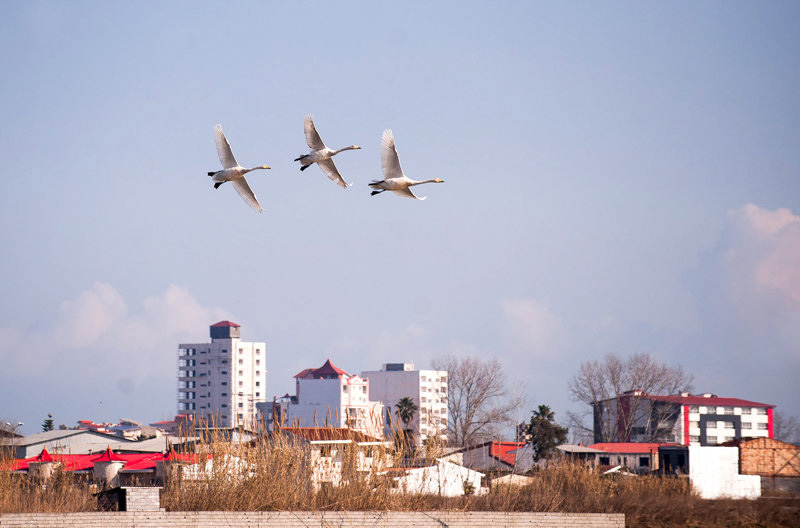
[{"left": 2, "top": 439, "right": 798, "bottom": 527}]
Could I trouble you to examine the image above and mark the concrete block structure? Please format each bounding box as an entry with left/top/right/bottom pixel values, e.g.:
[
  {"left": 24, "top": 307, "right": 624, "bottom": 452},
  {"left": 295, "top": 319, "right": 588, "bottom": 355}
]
[{"left": 177, "top": 321, "right": 266, "bottom": 429}]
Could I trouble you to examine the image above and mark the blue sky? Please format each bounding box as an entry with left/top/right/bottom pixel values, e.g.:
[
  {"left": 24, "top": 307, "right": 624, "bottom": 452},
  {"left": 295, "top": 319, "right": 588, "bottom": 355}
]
[{"left": 1, "top": 2, "right": 798, "bottom": 434}]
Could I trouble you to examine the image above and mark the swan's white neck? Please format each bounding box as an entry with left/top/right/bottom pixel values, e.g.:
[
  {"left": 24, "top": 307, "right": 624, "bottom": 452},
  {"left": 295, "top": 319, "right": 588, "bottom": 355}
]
[
  {"left": 410, "top": 179, "right": 442, "bottom": 186},
  {"left": 333, "top": 145, "right": 359, "bottom": 155}
]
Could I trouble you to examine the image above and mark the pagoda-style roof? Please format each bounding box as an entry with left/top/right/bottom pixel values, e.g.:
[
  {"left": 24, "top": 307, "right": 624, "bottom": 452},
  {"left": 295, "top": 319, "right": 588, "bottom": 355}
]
[{"left": 294, "top": 359, "right": 350, "bottom": 379}]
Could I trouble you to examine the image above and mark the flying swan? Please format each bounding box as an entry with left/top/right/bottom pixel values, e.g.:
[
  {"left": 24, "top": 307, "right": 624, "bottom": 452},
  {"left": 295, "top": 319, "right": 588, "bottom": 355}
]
[
  {"left": 369, "top": 129, "right": 443, "bottom": 200},
  {"left": 294, "top": 115, "right": 360, "bottom": 188},
  {"left": 207, "top": 124, "right": 269, "bottom": 213}
]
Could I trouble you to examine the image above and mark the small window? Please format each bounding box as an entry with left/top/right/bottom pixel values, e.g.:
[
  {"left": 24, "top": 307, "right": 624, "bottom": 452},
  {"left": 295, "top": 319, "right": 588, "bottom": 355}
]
[
  {"left": 256, "top": 381, "right": 260, "bottom": 387},
  {"left": 222, "top": 382, "right": 228, "bottom": 386},
  {"left": 239, "top": 370, "right": 243, "bottom": 376},
  {"left": 639, "top": 457, "right": 650, "bottom": 467},
  {"left": 690, "top": 435, "right": 700, "bottom": 442},
  {"left": 599, "top": 456, "right": 610, "bottom": 465},
  {"left": 239, "top": 381, "right": 243, "bottom": 387},
  {"left": 221, "top": 392, "right": 227, "bottom": 396},
  {"left": 742, "top": 422, "right": 752, "bottom": 429},
  {"left": 256, "top": 360, "right": 260, "bottom": 366},
  {"left": 239, "top": 359, "right": 243, "bottom": 365},
  {"left": 222, "top": 349, "right": 227, "bottom": 354},
  {"left": 756, "top": 408, "right": 768, "bottom": 415},
  {"left": 222, "top": 404, "right": 228, "bottom": 408},
  {"left": 757, "top": 423, "right": 768, "bottom": 430},
  {"left": 221, "top": 371, "right": 227, "bottom": 375},
  {"left": 238, "top": 403, "right": 243, "bottom": 408},
  {"left": 255, "top": 392, "right": 260, "bottom": 397}
]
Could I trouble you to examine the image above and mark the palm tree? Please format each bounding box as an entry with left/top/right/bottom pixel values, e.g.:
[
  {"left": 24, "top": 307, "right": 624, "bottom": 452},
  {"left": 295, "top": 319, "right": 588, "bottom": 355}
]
[
  {"left": 394, "top": 397, "right": 419, "bottom": 457},
  {"left": 395, "top": 397, "right": 418, "bottom": 428}
]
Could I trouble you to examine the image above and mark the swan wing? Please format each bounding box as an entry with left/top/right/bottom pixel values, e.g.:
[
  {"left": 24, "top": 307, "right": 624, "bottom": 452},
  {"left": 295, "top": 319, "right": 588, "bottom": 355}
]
[
  {"left": 304, "top": 115, "right": 326, "bottom": 151},
  {"left": 231, "top": 176, "right": 263, "bottom": 212},
  {"left": 317, "top": 159, "right": 352, "bottom": 188},
  {"left": 392, "top": 186, "right": 426, "bottom": 200},
  {"left": 214, "top": 124, "right": 239, "bottom": 169},
  {"left": 381, "top": 129, "right": 404, "bottom": 180}
]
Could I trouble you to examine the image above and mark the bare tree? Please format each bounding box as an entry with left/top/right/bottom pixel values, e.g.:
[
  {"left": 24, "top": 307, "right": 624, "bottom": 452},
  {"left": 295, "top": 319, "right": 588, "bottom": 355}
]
[
  {"left": 431, "top": 356, "right": 523, "bottom": 447},
  {"left": 774, "top": 411, "right": 800, "bottom": 444},
  {"left": 567, "top": 352, "right": 694, "bottom": 443}
]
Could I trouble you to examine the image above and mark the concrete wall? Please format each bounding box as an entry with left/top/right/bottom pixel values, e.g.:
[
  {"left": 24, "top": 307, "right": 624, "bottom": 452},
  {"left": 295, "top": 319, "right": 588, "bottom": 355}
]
[
  {"left": 688, "top": 446, "right": 761, "bottom": 499},
  {"left": 0, "top": 511, "right": 624, "bottom": 528}
]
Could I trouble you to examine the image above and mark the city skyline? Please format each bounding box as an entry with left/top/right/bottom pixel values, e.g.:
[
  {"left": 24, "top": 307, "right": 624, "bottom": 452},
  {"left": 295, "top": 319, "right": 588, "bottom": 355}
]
[{"left": 1, "top": 2, "right": 799, "bottom": 435}]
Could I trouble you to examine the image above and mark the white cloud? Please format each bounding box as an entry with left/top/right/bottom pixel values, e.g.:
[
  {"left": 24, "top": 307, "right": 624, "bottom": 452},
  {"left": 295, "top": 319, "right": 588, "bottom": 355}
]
[
  {"left": 722, "top": 204, "right": 800, "bottom": 322},
  {"left": 0, "top": 283, "right": 230, "bottom": 423},
  {"left": 500, "top": 297, "right": 565, "bottom": 354}
]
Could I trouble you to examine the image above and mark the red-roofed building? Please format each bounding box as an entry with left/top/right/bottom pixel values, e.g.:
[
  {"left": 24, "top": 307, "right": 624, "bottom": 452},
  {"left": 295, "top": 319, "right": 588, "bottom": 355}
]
[
  {"left": 588, "top": 442, "right": 674, "bottom": 473},
  {"left": 593, "top": 391, "right": 774, "bottom": 446},
  {"left": 178, "top": 322, "right": 266, "bottom": 429},
  {"left": 444, "top": 441, "right": 525, "bottom": 471},
  {"left": 268, "top": 359, "right": 385, "bottom": 440}
]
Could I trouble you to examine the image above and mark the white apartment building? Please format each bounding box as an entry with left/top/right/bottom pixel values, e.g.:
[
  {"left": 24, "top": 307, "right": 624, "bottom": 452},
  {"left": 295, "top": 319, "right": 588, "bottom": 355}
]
[
  {"left": 269, "top": 359, "right": 385, "bottom": 439},
  {"left": 177, "top": 321, "right": 267, "bottom": 429},
  {"left": 360, "top": 362, "right": 448, "bottom": 446}
]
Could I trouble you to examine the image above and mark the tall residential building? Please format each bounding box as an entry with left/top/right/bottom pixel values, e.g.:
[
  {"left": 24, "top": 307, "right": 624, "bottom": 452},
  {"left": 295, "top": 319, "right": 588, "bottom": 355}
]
[
  {"left": 177, "top": 321, "right": 267, "bottom": 429},
  {"left": 360, "top": 362, "right": 448, "bottom": 446},
  {"left": 593, "top": 391, "right": 774, "bottom": 446},
  {"left": 268, "top": 359, "right": 385, "bottom": 439}
]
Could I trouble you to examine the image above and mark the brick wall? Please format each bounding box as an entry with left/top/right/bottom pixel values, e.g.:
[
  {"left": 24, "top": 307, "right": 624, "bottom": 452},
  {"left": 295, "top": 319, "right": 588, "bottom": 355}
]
[
  {"left": 0, "top": 511, "right": 624, "bottom": 527},
  {"left": 738, "top": 437, "right": 800, "bottom": 477}
]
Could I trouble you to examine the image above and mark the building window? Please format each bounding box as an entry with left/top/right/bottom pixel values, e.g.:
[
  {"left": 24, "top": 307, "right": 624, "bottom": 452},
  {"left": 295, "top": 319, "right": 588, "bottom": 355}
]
[
  {"left": 238, "top": 403, "right": 243, "bottom": 408},
  {"left": 724, "top": 421, "right": 734, "bottom": 429},
  {"left": 742, "top": 422, "right": 752, "bottom": 429},
  {"left": 239, "top": 370, "right": 243, "bottom": 376},
  {"left": 724, "top": 408, "right": 734, "bottom": 415},
  {"left": 221, "top": 393, "right": 227, "bottom": 396},
  {"left": 690, "top": 435, "right": 700, "bottom": 442},
  {"left": 256, "top": 381, "right": 260, "bottom": 387},
  {"left": 756, "top": 408, "right": 768, "bottom": 415},
  {"left": 256, "top": 360, "right": 260, "bottom": 366},
  {"left": 239, "top": 359, "right": 243, "bottom": 365},
  {"left": 221, "top": 359, "right": 228, "bottom": 364},
  {"left": 757, "top": 423, "right": 768, "bottom": 430},
  {"left": 239, "top": 348, "right": 243, "bottom": 353},
  {"left": 689, "top": 406, "right": 699, "bottom": 413},
  {"left": 639, "top": 457, "right": 650, "bottom": 467},
  {"left": 221, "top": 371, "right": 227, "bottom": 375},
  {"left": 343, "top": 386, "right": 348, "bottom": 392},
  {"left": 255, "top": 392, "right": 260, "bottom": 397},
  {"left": 239, "top": 381, "right": 243, "bottom": 387},
  {"left": 222, "top": 382, "right": 228, "bottom": 386},
  {"left": 222, "top": 404, "right": 228, "bottom": 408},
  {"left": 222, "top": 349, "right": 227, "bottom": 354},
  {"left": 599, "top": 456, "right": 610, "bottom": 465}
]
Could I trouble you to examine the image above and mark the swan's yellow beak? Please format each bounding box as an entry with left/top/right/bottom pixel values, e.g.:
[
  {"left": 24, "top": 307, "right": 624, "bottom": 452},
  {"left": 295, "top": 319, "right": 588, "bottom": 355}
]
[
  {"left": 436, "top": 178, "right": 444, "bottom": 183},
  {"left": 263, "top": 165, "right": 271, "bottom": 169}
]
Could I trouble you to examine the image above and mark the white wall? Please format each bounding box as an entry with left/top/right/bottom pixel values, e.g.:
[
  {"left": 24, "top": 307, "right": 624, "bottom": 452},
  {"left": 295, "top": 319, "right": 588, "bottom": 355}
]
[
  {"left": 688, "top": 446, "right": 761, "bottom": 499},
  {"left": 393, "top": 460, "right": 483, "bottom": 497}
]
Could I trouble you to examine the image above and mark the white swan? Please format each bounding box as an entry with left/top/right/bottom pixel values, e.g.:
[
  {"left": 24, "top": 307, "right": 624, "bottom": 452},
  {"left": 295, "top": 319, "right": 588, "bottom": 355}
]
[
  {"left": 369, "top": 129, "right": 443, "bottom": 200},
  {"left": 294, "top": 115, "right": 360, "bottom": 188},
  {"left": 207, "top": 124, "right": 269, "bottom": 213}
]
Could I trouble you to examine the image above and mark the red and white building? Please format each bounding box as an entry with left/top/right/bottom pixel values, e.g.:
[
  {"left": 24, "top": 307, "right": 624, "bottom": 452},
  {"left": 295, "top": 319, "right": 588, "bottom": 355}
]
[
  {"left": 593, "top": 391, "right": 774, "bottom": 446},
  {"left": 269, "top": 359, "right": 385, "bottom": 439}
]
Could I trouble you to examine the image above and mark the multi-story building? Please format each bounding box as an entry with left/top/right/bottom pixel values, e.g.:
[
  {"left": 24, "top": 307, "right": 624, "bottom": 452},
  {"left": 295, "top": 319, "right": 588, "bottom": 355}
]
[
  {"left": 177, "top": 321, "right": 267, "bottom": 429},
  {"left": 360, "top": 362, "right": 448, "bottom": 446},
  {"left": 269, "top": 359, "right": 384, "bottom": 439},
  {"left": 593, "top": 391, "right": 774, "bottom": 446}
]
